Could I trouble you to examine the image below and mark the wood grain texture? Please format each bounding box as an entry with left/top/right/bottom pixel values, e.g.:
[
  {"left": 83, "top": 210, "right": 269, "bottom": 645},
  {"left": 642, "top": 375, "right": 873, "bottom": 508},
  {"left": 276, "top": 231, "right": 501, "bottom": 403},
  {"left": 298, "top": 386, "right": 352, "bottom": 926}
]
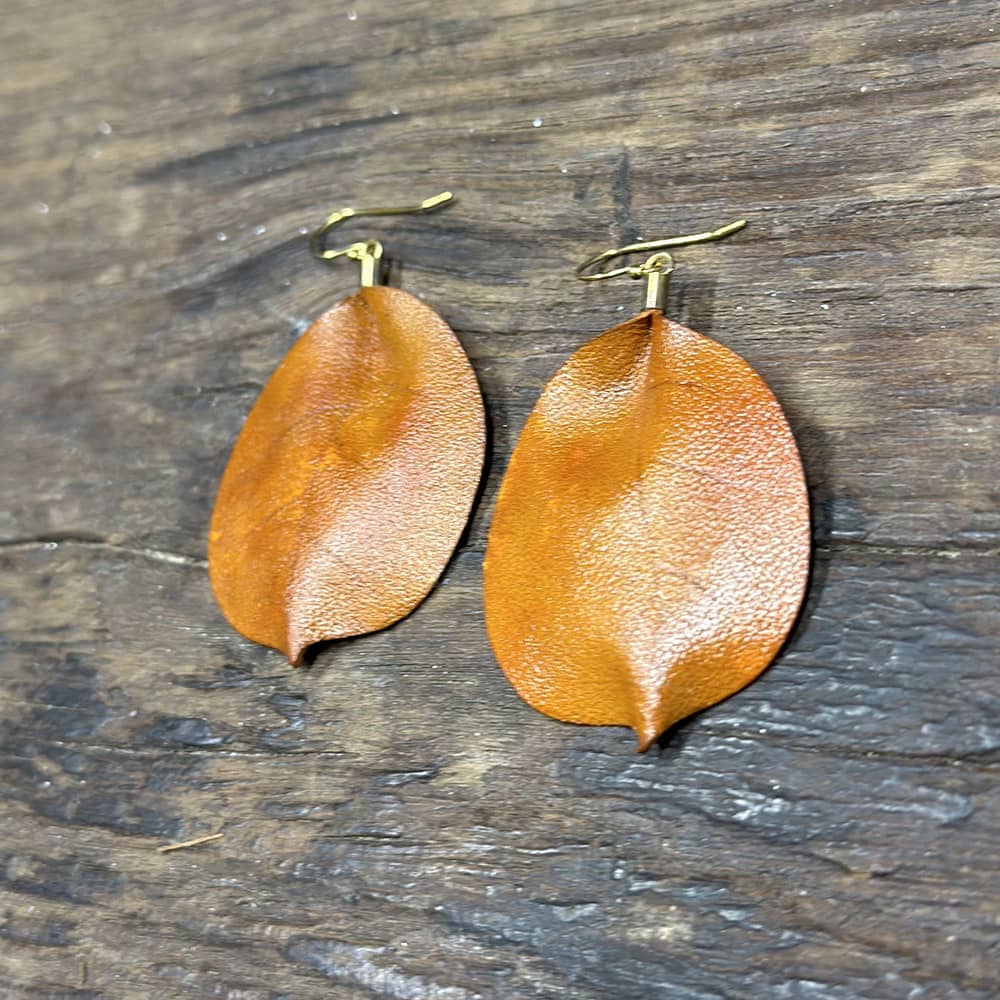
[{"left": 0, "top": 0, "right": 997, "bottom": 997}]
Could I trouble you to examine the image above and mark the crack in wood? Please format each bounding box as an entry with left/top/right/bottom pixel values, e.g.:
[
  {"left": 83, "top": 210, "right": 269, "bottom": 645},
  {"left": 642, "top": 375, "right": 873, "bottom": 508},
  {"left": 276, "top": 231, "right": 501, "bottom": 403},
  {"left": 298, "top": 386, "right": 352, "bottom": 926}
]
[{"left": 1, "top": 535, "right": 995, "bottom": 569}]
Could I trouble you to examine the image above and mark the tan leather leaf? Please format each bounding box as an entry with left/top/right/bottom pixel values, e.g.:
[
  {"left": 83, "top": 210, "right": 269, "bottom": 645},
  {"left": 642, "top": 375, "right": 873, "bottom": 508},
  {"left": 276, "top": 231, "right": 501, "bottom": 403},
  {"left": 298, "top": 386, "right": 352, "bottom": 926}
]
[
  {"left": 484, "top": 309, "right": 810, "bottom": 750},
  {"left": 209, "top": 286, "right": 485, "bottom": 664}
]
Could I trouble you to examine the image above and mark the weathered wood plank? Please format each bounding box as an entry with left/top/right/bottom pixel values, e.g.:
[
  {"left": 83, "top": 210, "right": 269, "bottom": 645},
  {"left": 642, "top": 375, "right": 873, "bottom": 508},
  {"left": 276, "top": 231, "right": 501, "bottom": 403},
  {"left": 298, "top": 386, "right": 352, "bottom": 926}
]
[
  {"left": 1, "top": 1, "right": 997, "bottom": 554},
  {"left": 0, "top": 543, "right": 997, "bottom": 996},
  {"left": 1, "top": 543, "right": 997, "bottom": 760},
  {"left": 1, "top": 0, "right": 997, "bottom": 996}
]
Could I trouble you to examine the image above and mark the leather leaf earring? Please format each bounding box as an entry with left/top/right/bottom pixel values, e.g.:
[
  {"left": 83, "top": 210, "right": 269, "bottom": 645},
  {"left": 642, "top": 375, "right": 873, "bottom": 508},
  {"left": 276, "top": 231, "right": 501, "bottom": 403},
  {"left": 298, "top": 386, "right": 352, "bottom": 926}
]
[
  {"left": 210, "top": 192, "right": 485, "bottom": 665},
  {"left": 483, "top": 219, "right": 810, "bottom": 750}
]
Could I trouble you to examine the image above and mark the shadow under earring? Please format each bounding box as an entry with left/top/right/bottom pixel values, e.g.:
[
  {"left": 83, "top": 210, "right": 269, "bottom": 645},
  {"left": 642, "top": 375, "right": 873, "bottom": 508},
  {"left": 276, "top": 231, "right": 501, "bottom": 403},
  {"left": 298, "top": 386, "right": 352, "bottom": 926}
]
[
  {"left": 209, "top": 192, "right": 485, "bottom": 665},
  {"left": 483, "top": 220, "right": 810, "bottom": 750}
]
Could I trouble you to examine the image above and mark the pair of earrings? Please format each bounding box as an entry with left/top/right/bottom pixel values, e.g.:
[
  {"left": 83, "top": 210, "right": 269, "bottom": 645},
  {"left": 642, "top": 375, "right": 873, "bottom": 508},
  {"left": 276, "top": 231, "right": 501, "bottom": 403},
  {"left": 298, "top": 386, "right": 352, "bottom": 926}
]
[{"left": 208, "top": 192, "right": 810, "bottom": 750}]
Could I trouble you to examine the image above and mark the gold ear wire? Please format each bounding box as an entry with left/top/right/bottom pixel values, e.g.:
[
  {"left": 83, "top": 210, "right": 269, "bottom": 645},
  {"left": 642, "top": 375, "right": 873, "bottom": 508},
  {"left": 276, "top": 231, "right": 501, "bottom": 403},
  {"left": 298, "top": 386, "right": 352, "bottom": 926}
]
[
  {"left": 576, "top": 219, "right": 747, "bottom": 310},
  {"left": 310, "top": 191, "right": 455, "bottom": 286}
]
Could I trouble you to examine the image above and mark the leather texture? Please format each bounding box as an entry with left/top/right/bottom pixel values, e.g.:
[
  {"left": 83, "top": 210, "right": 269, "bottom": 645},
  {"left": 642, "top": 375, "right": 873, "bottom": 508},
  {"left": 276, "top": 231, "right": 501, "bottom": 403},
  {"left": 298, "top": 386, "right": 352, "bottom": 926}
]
[
  {"left": 483, "top": 309, "right": 810, "bottom": 750},
  {"left": 209, "top": 285, "right": 485, "bottom": 664}
]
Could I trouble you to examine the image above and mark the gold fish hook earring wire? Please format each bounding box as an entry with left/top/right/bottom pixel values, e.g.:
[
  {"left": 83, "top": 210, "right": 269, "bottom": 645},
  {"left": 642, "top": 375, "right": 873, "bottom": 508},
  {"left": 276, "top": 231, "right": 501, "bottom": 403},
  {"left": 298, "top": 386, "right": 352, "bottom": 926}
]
[
  {"left": 575, "top": 218, "right": 747, "bottom": 310},
  {"left": 309, "top": 191, "right": 455, "bottom": 287}
]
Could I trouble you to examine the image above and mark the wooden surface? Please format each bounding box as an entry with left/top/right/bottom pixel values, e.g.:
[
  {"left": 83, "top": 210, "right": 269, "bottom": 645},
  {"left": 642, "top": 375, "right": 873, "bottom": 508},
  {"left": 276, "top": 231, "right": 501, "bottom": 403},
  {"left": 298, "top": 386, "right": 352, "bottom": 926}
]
[{"left": 1, "top": 1, "right": 997, "bottom": 997}]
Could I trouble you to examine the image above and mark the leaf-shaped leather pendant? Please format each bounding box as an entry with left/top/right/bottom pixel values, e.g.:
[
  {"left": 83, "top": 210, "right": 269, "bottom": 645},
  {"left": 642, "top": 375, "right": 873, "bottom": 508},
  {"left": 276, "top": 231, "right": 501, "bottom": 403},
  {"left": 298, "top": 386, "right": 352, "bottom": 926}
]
[
  {"left": 210, "top": 286, "right": 485, "bottom": 664},
  {"left": 484, "top": 309, "right": 810, "bottom": 750}
]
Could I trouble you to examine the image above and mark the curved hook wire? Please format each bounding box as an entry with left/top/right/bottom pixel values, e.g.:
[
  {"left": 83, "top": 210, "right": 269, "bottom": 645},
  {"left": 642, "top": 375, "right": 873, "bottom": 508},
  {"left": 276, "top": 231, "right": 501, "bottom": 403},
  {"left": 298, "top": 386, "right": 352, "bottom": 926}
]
[
  {"left": 575, "top": 219, "right": 747, "bottom": 282},
  {"left": 575, "top": 218, "right": 747, "bottom": 310},
  {"left": 309, "top": 191, "right": 455, "bottom": 285}
]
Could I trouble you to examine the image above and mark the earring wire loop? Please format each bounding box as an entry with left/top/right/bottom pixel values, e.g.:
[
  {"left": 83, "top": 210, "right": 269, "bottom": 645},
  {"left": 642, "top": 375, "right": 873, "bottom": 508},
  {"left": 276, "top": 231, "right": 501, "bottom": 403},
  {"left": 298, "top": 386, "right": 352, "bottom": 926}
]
[
  {"left": 575, "top": 219, "right": 747, "bottom": 283},
  {"left": 309, "top": 191, "right": 455, "bottom": 286},
  {"left": 575, "top": 218, "right": 747, "bottom": 312}
]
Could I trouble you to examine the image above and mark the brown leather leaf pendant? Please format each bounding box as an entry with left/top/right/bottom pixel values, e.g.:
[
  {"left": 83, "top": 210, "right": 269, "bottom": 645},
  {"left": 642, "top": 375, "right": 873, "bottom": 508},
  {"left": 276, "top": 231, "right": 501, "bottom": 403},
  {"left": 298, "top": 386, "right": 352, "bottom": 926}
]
[
  {"left": 484, "top": 308, "right": 810, "bottom": 749},
  {"left": 210, "top": 286, "right": 485, "bottom": 664}
]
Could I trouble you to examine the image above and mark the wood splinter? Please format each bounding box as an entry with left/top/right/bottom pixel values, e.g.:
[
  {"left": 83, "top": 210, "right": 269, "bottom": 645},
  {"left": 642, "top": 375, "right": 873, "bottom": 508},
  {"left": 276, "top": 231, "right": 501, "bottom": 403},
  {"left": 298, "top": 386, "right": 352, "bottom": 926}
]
[{"left": 157, "top": 832, "right": 224, "bottom": 854}]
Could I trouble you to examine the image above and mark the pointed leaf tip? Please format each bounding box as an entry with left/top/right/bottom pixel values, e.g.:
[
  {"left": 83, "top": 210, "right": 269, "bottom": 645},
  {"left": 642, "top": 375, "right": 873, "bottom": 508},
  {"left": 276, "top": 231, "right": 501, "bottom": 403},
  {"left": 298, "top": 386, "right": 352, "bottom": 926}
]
[
  {"left": 286, "top": 642, "right": 305, "bottom": 668},
  {"left": 634, "top": 725, "right": 660, "bottom": 754}
]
